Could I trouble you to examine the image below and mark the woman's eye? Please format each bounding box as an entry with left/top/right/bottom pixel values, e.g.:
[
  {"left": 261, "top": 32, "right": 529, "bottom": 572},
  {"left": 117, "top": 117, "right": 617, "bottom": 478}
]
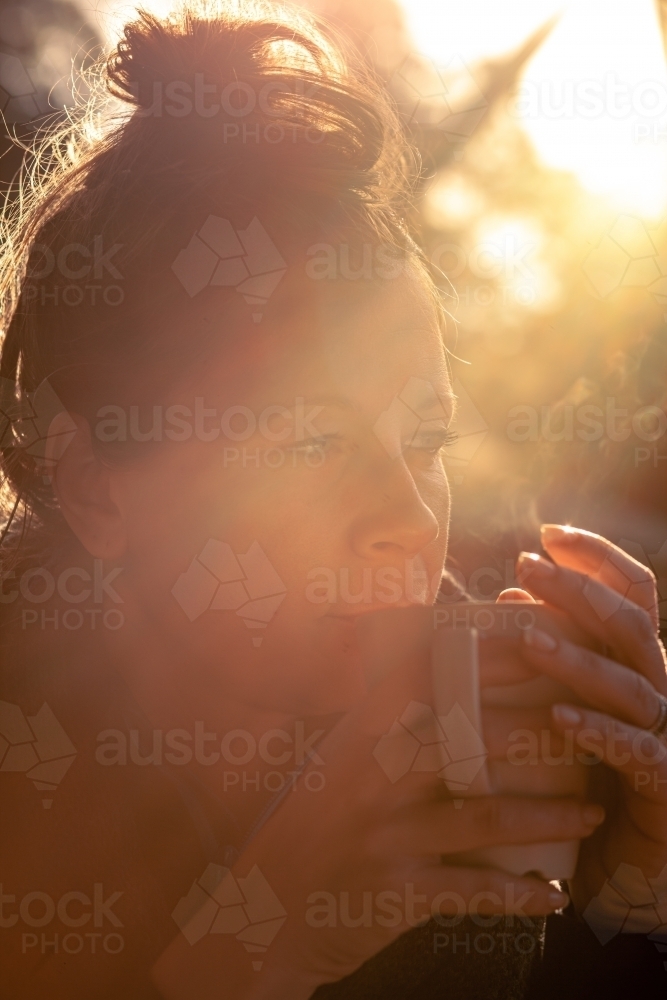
[
  {"left": 289, "top": 434, "right": 341, "bottom": 461},
  {"left": 406, "top": 428, "right": 457, "bottom": 457}
]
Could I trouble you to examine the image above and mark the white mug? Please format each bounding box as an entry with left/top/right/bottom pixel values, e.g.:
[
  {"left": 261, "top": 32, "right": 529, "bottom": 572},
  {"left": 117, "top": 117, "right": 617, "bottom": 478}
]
[
  {"left": 432, "top": 610, "right": 589, "bottom": 880},
  {"left": 355, "top": 602, "right": 598, "bottom": 881}
]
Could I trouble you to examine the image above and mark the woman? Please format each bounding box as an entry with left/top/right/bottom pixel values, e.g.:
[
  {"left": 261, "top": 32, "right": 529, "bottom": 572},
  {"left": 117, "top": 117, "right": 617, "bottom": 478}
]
[{"left": 1, "top": 3, "right": 666, "bottom": 997}]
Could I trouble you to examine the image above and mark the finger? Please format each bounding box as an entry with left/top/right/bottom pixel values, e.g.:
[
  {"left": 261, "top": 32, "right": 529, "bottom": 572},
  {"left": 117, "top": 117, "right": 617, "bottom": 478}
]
[
  {"left": 497, "top": 588, "right": 536, "bottom": 603},
  {"left": 540, "top": 525, "right": 659, "bottom": 627},
  {"left": 551, "top": 704, "right": 667, "bottom": 807},
  {"left": 373, "top": 795, "right": 605, "bottom": 857},
  {"left": 481, "top": 705, "right": 555, "bottom": 760},
  {"left": 522, "top": 629, "right": 667, "bottom": 728},
  {"left": 516, "top": 552, "right": 667, "bottom": 693},
  {"left": 410, "top": 865, "right": 569, "bottom": 916}
]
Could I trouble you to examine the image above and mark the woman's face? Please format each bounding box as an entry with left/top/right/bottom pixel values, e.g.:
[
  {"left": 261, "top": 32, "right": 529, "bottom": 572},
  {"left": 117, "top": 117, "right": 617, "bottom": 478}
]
[{"left": 106, "top": 271, "right": 452, "bottom": 713}]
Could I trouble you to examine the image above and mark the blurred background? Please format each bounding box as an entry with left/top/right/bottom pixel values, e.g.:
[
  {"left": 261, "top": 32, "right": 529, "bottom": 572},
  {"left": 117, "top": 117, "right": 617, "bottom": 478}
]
[{"left": 3, "top": 0, "right": 667, "bottom": 623}]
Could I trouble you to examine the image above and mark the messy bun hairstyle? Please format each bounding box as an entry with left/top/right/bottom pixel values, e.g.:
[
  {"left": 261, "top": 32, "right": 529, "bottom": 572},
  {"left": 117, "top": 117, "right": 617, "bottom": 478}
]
[{"left": 0, "top": 0, "right": 431, "bottom": 565}]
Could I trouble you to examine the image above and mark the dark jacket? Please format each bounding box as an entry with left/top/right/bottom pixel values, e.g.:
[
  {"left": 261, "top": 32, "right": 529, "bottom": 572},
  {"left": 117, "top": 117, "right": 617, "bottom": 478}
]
[{"left": 2, "top": 574, "right": 665, "bottom": 998}]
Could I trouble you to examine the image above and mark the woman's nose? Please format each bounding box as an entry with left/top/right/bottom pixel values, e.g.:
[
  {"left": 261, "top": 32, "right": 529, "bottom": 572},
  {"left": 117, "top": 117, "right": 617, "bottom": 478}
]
[{"left": 348, "top": 468, "right": 440, "bottom": 560}]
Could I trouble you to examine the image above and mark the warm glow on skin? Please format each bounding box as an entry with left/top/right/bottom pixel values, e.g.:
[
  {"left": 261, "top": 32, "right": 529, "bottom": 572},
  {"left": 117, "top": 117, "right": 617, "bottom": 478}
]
[{"left": 99, "top": 270, "right": 452, "bottom": 723}]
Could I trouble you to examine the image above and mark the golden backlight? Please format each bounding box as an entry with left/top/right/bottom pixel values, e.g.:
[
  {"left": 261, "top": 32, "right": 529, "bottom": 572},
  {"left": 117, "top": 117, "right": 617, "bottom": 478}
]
[
  {"left": 94, "top": 0, "right": 667, "bottom": 218},
  {"left": 403, "top": 0, "right": 667, "bottom": 219}
]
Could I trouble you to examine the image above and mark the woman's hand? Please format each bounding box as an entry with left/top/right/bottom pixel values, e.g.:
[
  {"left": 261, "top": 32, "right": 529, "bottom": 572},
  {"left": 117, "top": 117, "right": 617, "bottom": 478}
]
[
  {"left": 152, "top": 629, "right": 602, "bottom": 1000},
  {"left": 517, "top": 525, "right": 667, "bottom": 915}
]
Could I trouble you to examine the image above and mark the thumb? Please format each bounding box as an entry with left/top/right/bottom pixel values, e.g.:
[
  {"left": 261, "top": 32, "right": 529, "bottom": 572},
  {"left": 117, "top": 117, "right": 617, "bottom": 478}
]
[{"left": 496, "top": 588, "right": 536, "bottom": 603}]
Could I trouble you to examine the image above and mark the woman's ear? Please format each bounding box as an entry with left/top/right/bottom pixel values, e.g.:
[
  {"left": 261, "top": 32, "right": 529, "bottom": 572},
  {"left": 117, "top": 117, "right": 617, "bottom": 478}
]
[{"left": 46, "top": 412, "right": 127, "bottom": 560}]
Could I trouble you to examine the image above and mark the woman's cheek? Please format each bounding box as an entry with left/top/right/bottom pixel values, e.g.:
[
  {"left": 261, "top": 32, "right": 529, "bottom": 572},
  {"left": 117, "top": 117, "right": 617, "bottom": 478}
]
[
  {"left": 422, "top": 465, "right": 451, "bottom": 521},
  {"left": 424, "top": 469, "right": 451, "bottom": 578}
]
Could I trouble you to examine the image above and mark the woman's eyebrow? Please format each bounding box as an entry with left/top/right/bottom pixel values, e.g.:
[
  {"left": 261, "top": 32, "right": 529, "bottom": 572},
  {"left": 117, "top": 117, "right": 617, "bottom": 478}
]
[
  {"left": 419, "top": 388, "right": 456, "bottom": 412},
  {"left": 297, "top": 388, "right": 455, "bottom": 414},
  {"left": 402, "top": 383, "right": 456, "bottom": 417}
]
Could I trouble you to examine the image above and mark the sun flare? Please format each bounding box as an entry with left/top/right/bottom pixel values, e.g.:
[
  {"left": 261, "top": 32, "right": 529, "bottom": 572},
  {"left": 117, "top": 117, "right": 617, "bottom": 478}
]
[
  {"left": 402, "top": 0, "right": 667, "bottom": 219},
  {"left": 91, "top": 0, "right": 667, "bottom": 219}
]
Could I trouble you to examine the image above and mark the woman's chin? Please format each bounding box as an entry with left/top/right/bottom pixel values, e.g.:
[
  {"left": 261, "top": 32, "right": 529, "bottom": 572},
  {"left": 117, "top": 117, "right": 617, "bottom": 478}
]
[{"left": 185, "top": 613, "right": 370, "bottom": 714}]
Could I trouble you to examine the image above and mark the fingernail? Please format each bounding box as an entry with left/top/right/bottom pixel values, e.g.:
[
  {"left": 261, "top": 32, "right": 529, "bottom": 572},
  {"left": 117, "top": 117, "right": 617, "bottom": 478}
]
[
  {"left": 552, "top": 704, "right": 582, "bottom": 726},
  {"left": 523, "top": 628, "right": 557, "bottom": 652},
  {"left": 541, "top": 524, "right": 579, "bottom": 545},
  {"left": 583, "top": 804, "right": 605, "bottom": 826},
  {"left": 548, "top": 889, "right": 569, "bottom": 909},
  {"left": 518, "top": 552, "right": 556, "bottom": 576}
]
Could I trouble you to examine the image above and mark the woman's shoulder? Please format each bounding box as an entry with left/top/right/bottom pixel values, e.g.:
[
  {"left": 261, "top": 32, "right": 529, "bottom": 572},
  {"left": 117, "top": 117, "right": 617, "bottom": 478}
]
[{"left": 0, "top": 624, "right": 231, "bottom": 997}]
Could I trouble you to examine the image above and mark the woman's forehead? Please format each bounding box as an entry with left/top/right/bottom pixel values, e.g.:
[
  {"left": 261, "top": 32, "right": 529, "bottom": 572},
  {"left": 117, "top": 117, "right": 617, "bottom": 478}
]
[{"left": 190, "top": 271, "right": 449, "bottom": 403}]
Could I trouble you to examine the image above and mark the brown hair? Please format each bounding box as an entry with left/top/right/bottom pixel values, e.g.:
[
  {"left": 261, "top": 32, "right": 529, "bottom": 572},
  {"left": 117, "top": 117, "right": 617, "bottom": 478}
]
[{"left": 0, "top": 0, "right": 433, "bottom": 564}]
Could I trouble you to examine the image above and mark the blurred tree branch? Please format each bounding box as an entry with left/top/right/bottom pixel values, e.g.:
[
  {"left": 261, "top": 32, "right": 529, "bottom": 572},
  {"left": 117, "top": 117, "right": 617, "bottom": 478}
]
[{"left": 0, "top": 0, "right": 101, "bottom": 196}]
